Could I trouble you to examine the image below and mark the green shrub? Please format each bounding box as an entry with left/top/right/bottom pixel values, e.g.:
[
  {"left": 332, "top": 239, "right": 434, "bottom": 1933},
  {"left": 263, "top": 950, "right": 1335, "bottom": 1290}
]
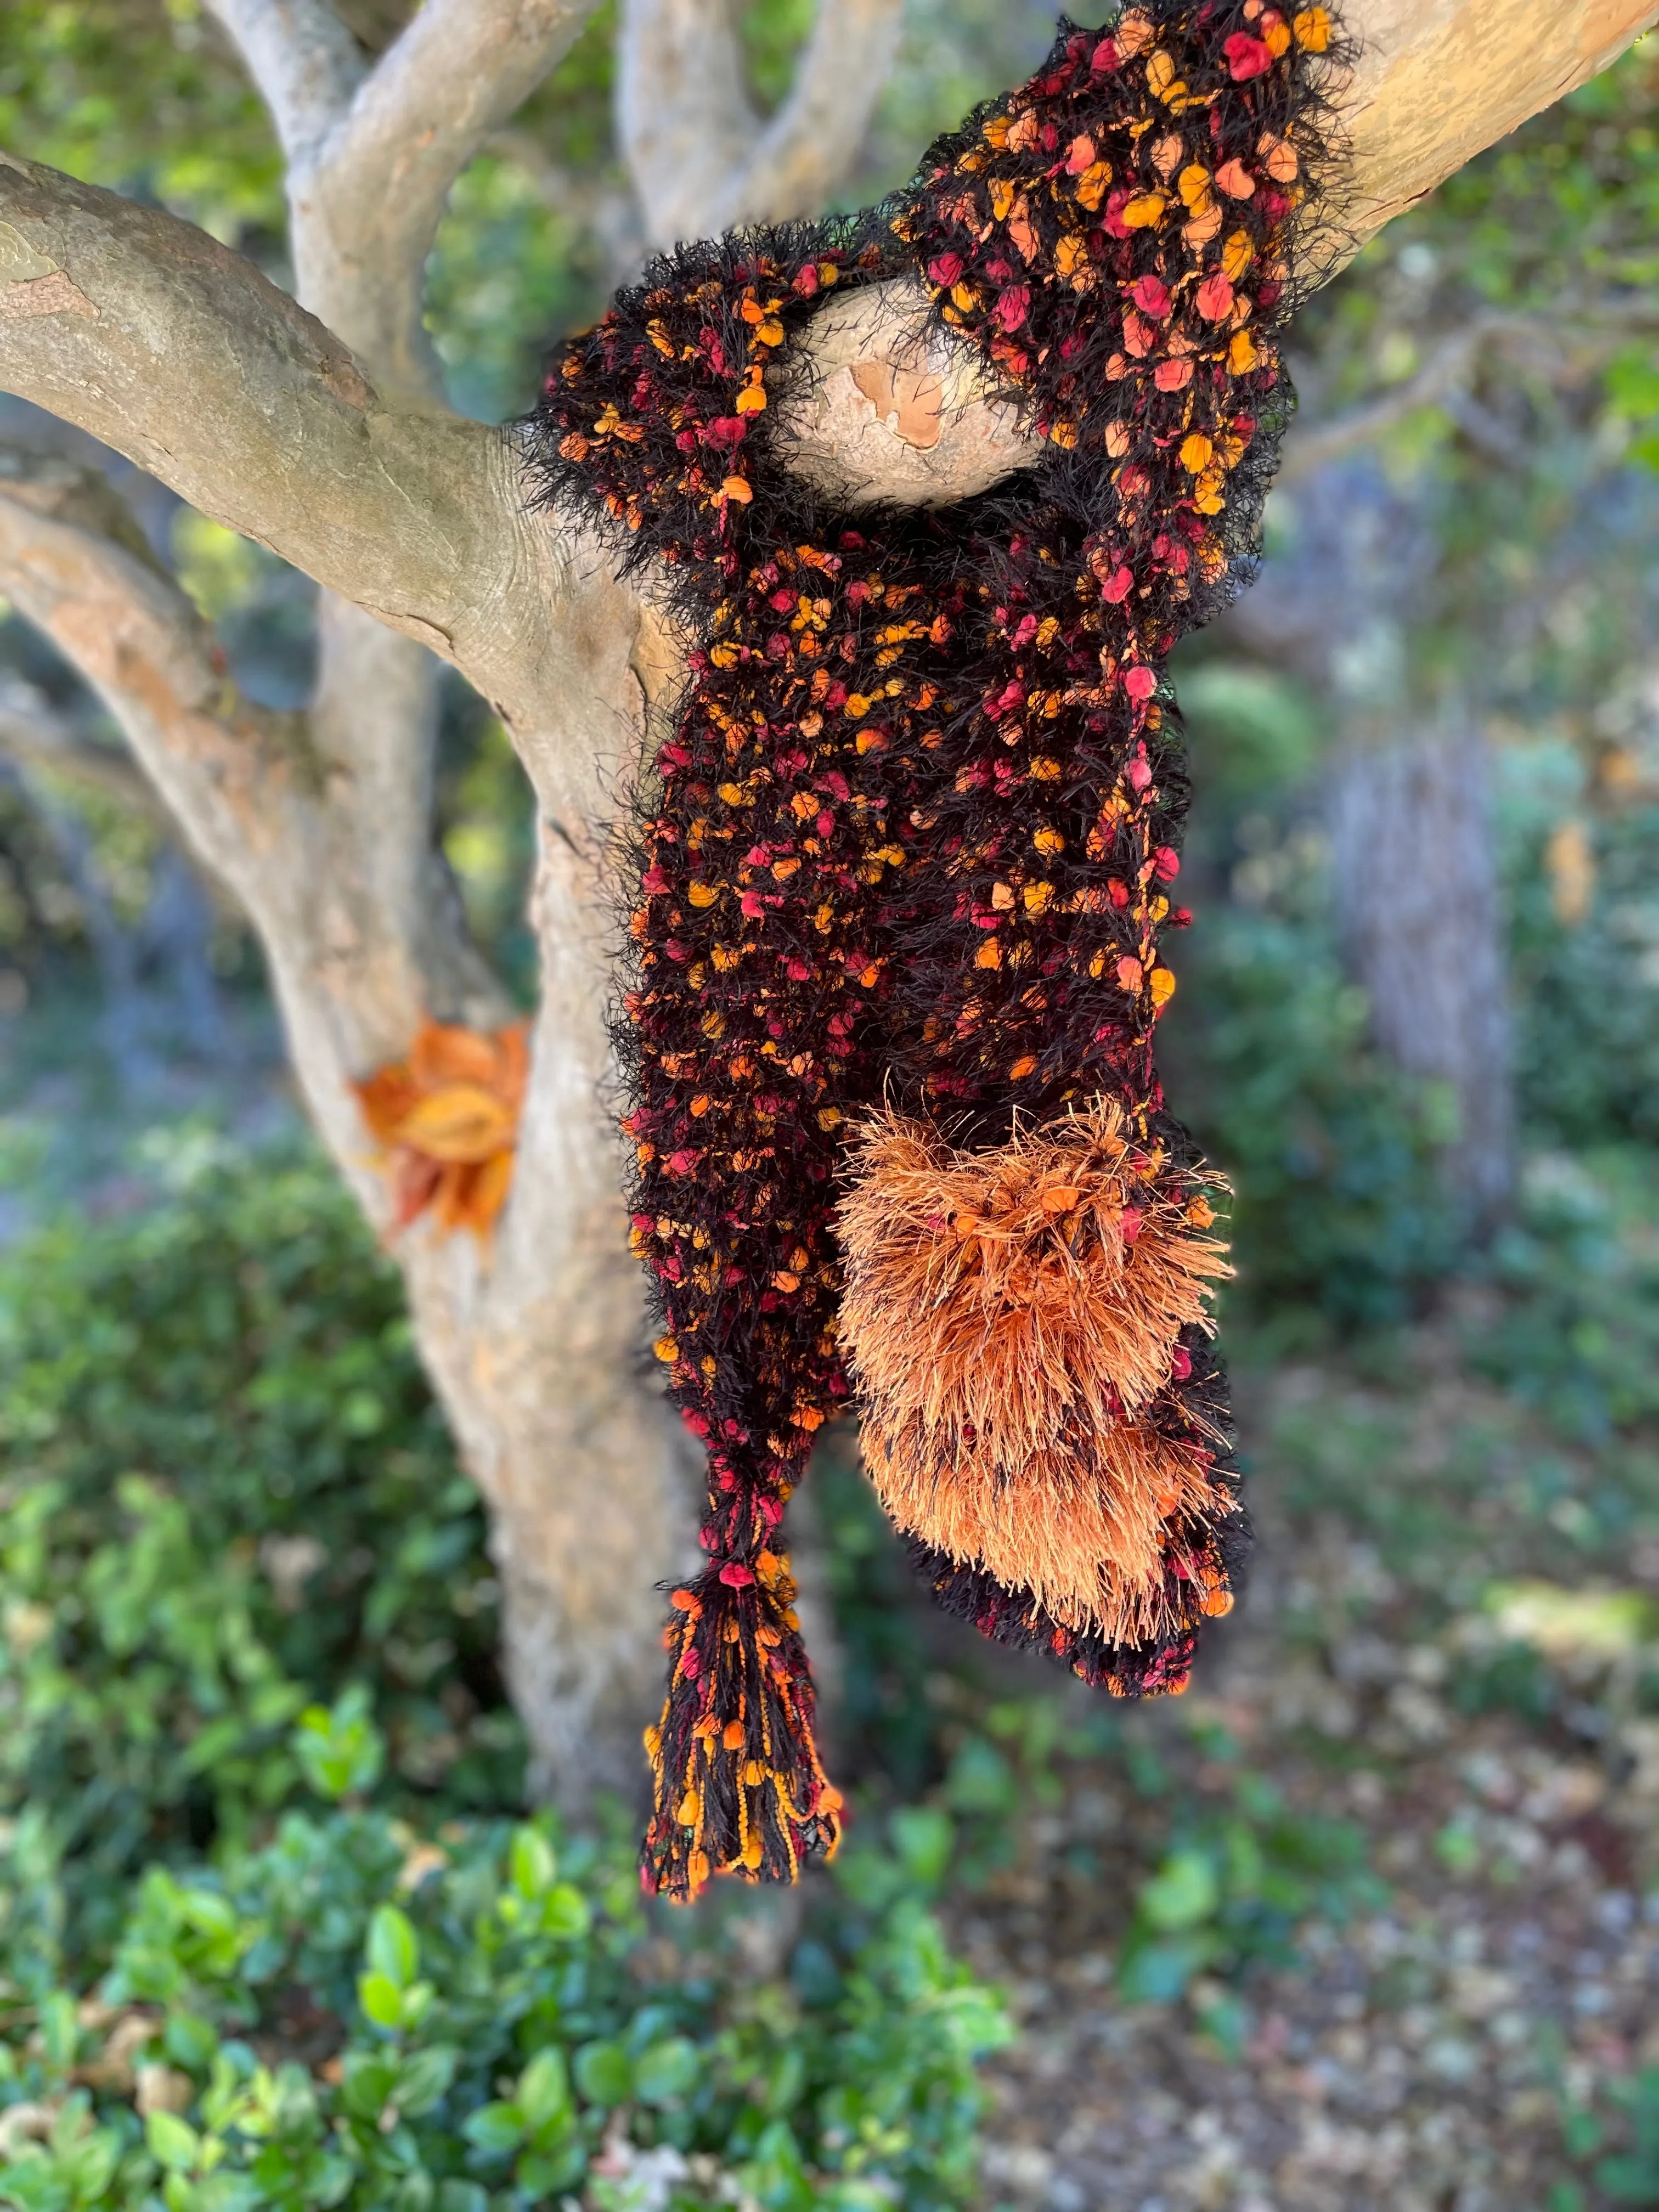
[
  {"left": 0, "top": 1699, "right": 1008, "bottom": 2212},
  {"left": 1161, "top": 656, "right": 1462, "bottom": 1335},
  {"left": 1468, "top": 1148, "right": 1659, "bottom": 1443},
  {"left": 1509, "top": 804, "right": 1659, "bottom": 1150},
  {"left": 1166, "top": 906, "right": 1459, "bottom": 1333},
  {"left": 0, "top": 1143, "right": 520, "bottom": 1912}
]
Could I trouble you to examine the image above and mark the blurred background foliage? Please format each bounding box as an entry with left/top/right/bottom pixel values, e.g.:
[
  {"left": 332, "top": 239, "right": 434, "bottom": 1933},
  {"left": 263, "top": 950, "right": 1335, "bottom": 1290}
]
[{"left": 2, "top": 3, "right": 1659, "bottom": 2205}]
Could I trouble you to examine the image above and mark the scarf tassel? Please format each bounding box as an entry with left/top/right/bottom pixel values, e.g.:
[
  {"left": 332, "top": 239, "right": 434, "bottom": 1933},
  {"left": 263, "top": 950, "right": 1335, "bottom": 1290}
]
[{"left": 640, "top": 1551, "right": 843, "bottom": 1902}]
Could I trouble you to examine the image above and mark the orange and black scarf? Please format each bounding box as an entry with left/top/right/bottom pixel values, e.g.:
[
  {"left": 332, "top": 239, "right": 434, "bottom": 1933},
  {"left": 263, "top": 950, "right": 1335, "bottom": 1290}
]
[{"left": 529, "top": 0, "right": 1339, "bottom": 1900}]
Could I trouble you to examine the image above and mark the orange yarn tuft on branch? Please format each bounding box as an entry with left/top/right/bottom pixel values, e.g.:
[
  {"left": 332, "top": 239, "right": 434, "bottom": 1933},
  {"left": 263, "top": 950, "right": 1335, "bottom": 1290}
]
[
  {"left": 838, "top": 1100, "right": 1233, "bottom": 1637},
  {"left": 354, "top": 1018, "right": 528, "bottom": 1238}
]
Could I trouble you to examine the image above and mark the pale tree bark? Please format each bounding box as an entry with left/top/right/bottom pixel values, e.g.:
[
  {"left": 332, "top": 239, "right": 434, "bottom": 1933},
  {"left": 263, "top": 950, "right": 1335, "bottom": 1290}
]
[
  {"left": 1328, "top": 713, "right": 1514, "bottom": 1226},
  {"left": 1224, "top": 455, "right": 1518, "bottom": 1218},
  {"left": 618, "top": 0, "right": 904, "bottom": 251},
  {"left": 0, "top": 0, "right": 1651, "bottom": 1804}
]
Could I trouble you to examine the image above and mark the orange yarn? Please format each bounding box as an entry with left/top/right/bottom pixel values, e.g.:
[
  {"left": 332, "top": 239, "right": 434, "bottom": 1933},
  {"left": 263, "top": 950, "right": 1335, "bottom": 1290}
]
[{"left": 838, "top": 1101, "right": 1233, "bottom": 1635}]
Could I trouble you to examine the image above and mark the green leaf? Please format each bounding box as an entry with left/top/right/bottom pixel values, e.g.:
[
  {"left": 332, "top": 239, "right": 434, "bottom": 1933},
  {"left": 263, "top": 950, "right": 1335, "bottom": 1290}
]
[
  {"left": 516, "top": 2138, "right": 588, "bottom": 2196},
  {"left": 291, "top": 1688, "right": 385, "bottom": 1803},
  {"left": 1433, "top": 1820, "right": 1481, "bottom": 1877},
  {"left": 460, "top": 2101, "right": 525, "bottom": 2158},
  {"left": 435, "top": 2186, "right": 491, "bottom": 2212},
  {"left": 1562, "top": 2106, "right": 1602, "bottom": 2159},
  {"left": 888, "top": 1806, "right": 953, "bottom": 1892},
  {"left": 395, "top": 2043, "right": 458, "bottom": 2118},
  {"left": 1606, "top": 344, "right": 1659, "bottom": 418},
  {"left": 634, "top": 2036, "right": 699, "bottom": 2107},
  {"left": 340, "top": 2051, "right": 399, "bottom": 2123},
  {"left": 541, "top": 1883, "right": 591, "bottom": 1939},
  {"left": 146, "top": 2112, "right": 201, "bottom": 2172},
  {"left": 366, "top": 1903, "right": 419, "bottom": 1990},
  {"left": 1116, "top": 1934, "right": 1211, "bottom": 2005},
  {"left": 1595, "top": 2156, "right": 1659, "bottom": 2203},
  {"left": 1139, "top": 1849, "right": 1220, "bottom": 1932},
  {"left": 357, "top": 1972, "right": 406, "bottom": 2031},
  {"left": 761, "top": 2044, "right": 805, "bottom": 2117},
  {"left": 1195, "top": 1993, "right": 1249, "bottom": 2061},
  {"left": 180, "top": 1889, "right": 238, "bottom": 1939},
  {"left": 509, "top": 1826, "right": 556, "bottom": 1899},
  {"left": 38, "top": 1990, "right": 78, "bottom": 2073},
  {"left": 944, "top": 1735, "right": 1016, "bottom": 1816},
  {"left": 165, "top": 2013, "right": 219, "bottom": 2073},
  {"left": 516, "top": 2049, "right": 571, "bottom": 2135},
  {"left": 573, "top": 2039, "right": 633, "bottom": 2107}
]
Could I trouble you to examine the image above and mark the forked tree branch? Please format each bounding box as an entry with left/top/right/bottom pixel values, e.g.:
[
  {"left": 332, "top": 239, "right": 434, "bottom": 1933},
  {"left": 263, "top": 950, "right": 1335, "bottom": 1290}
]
[
  {"left": 733, "top": 0, "right": 904, "bottom": 232},
  {"left": 203, "top": 0, "right": 365, "bottom": 164},
  {"left": 209, "top": 0, "right": 607, "bottom": 391},
  {"left": 0, "top": 442, "right": 509, "bottom": 1103},
  {"left": 619, "top": 0, "right": 903, "bottom": 251},
  {"left": 5, "top": 0, "right": 1657, "bottom": 721},
  {"left": 0, "top": 157, "right": 556, "bottom": 706},
  {"left": 0, "top": 449, "right": 314, "bottom": 907},
  {"left": 202, "top": 0, "right": 615, "bottom": 919},
  {"left": 294, "top": 0, "right": 609, "bottom": 387}
]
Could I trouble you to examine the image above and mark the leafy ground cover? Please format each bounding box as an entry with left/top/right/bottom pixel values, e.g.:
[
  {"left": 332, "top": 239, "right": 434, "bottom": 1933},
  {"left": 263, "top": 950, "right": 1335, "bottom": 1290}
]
[
  {"left": 0, "top": 1150, "right": 1012, "bottom": 2211},
  {"left": 0, "top": 1745, "right": 1007, "bottom": 2212}
]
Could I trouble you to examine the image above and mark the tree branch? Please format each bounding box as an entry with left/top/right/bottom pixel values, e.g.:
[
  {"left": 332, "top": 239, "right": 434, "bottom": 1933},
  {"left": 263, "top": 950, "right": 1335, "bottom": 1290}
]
[
  {"left": 1333, "top": 0, "right": 1659, "bottom": 255},
  {"left": 771, "top": 0, "right": 1659, "bottom": 510},
  {"left": 0, "top": 157, "right": 544, "bottom": 686},
  {"left": 726, "top": 0, "right": 903, "bottom": 232},
  {"left": 0, "top": 449, "right": 314, "bottom": 908},
  {"left": 202, "top": 0, "right": 365, "bottom": 166},
  {"left": 292, "top": 0, "right": 608, "bottom": 392},
  {"left": 619, "top": 0, "right": 902, "bottom": 250},
  {"left": 617, "top": 0, "right": 756, "bottom": 252},
  {"left": 0, "top": 442, "right": 509, "bottom": 1113},
  {"left": 1280, "top": 318, "right": 1508, "bottom": 483},
  {"left": 1280, "top": 298, "right": 1659, "bottom": 482}
]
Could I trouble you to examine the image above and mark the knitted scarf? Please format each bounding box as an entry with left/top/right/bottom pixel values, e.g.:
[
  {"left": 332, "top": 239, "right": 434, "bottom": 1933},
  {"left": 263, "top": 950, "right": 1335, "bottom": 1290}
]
[{"left": 527, "top": 0, "right": 1339, "bottom": 1901}]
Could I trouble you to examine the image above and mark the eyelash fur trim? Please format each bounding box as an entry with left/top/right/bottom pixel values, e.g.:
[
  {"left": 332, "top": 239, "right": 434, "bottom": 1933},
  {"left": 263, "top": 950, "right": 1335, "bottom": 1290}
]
[
  {"left": 526, "top": 0, "right": 1342, "bottom": 1900},
  {"left": 838, "top": 1098, "right": 1232, "bottom": 1643}
]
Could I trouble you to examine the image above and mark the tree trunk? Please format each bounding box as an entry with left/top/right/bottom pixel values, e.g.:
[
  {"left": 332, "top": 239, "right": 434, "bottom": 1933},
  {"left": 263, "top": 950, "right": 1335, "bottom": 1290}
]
[{"left": 1327, "top": 714, "right": 1515, "bottom": 1228}]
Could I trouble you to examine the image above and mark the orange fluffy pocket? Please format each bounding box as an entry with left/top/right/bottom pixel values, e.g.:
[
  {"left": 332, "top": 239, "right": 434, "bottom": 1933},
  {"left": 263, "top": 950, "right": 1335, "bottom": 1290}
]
[{"left": 836, "top": 1099, "right": 1234, "bottom": 1642}]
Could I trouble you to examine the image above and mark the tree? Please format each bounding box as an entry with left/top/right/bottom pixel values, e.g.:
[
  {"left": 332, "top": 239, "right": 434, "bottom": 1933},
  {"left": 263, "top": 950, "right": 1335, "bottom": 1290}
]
[
  {"left": 1219, "top": 32, "right": 1659, "bottom": 1230},
  {"left": 0, "top": 0, "right": 1652, "bottom": 1806}
]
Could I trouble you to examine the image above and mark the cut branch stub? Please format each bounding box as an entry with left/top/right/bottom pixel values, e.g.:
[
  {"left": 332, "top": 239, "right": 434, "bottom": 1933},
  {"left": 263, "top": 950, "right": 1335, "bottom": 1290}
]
[{"left": 775, "top": 277, "right": 1034, "bottom": 507}]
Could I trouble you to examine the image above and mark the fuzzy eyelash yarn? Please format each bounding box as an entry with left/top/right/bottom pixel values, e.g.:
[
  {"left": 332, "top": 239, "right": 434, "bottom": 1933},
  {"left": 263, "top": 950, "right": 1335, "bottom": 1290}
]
[
  {"left": 840, "top": 1100, "right": 1233, "bottom": 1645},
  {"left": 527, "top": 0, "right": 1340, "bottom": 1901}
]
